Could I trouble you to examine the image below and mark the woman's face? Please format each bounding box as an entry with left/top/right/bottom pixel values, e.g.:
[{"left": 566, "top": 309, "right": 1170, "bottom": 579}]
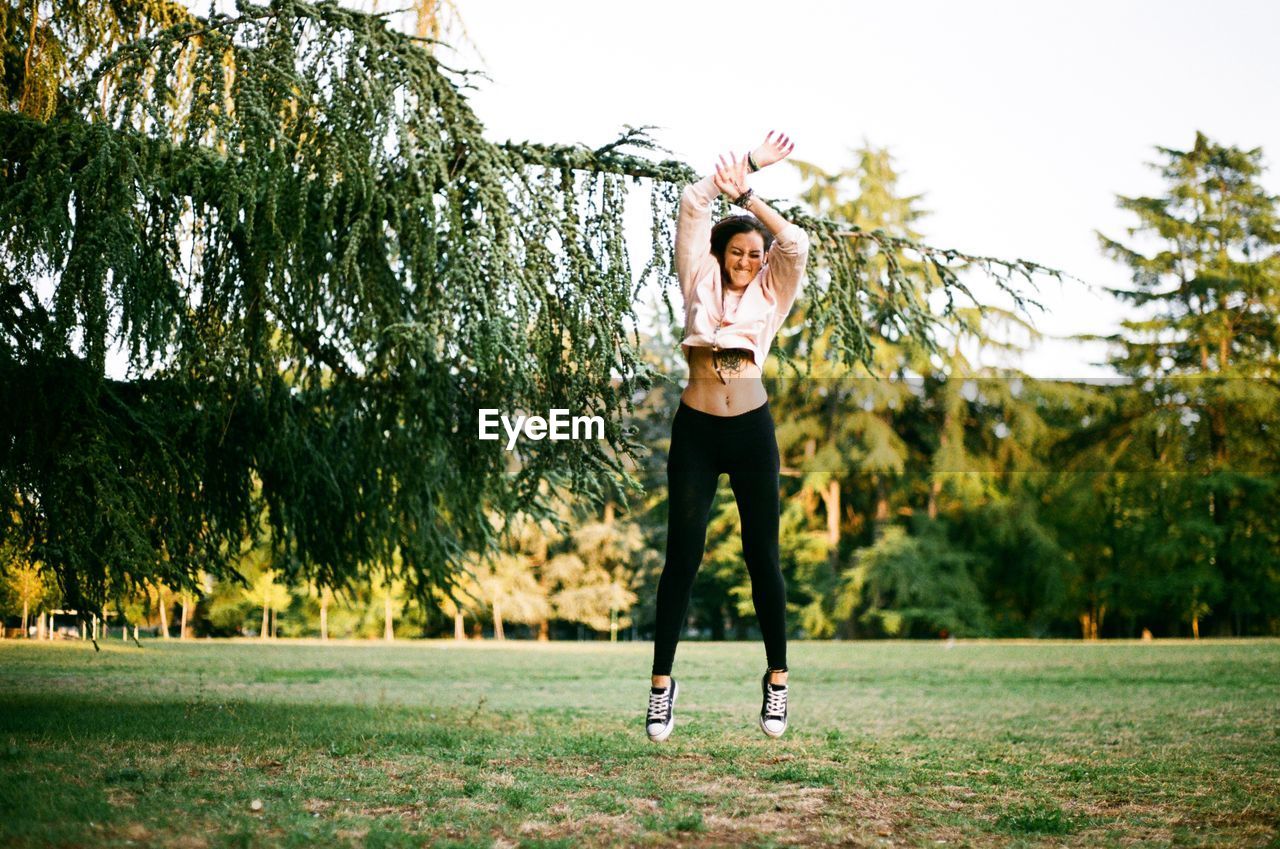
[{"left": 721, "top": 232, "right": 765, "bottom": 290}]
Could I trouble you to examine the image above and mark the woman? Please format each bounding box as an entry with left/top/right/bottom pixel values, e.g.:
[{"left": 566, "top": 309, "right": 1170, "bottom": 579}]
[{"left": 646, "top": 132, "right": 809, "bottom": 742}]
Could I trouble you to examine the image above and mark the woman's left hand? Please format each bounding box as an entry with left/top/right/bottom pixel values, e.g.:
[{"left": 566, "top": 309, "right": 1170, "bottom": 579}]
[
  {"left": 750, "top": 131, "right": 795, "bottom": 170},
  {"left": 713, "top": 152, "right": 750, "bottom": 199}
]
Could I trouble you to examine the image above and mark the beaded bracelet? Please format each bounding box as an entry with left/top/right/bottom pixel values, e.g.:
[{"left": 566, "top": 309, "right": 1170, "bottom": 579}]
[
  {"left": 747, "top": 153, "right": 761, "bottom": 172},
  {"left": 733, "top": 188, "right": 755, "bottom": 207}
]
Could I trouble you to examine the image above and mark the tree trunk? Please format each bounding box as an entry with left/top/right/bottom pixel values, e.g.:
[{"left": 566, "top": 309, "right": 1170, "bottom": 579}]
[
  {"left": 383, "top": 590, "right": 394, "bottom": 641},
  {"left": 493, "top": 600, "right": 504, "bottom": 640},
  {"left": 1207, "top": 405, "right": 1234, "bottom": 635},
  {"left": 320, "top": 597, "right": 329, "bottom": 641},
  {"left": 180, "top": 596, "right": 190, "bottom": 639},
  {"left": 261, "top": 605, "right": 269, "bottom": 640},
  {"left": 537, "top": 619, "right": 549, "bottom": 642},
  {"left": 822, "top": 479, "right": 841, "bottom": 547},
  {"left": 414, "top": 0, "right": 441, "bottom": 39},
  {"left": 709, "top": 604, "right": 726, "bottom": 640},
  {"left": 21, "top": 600, "right": 28, "bottom": 637},
  {"left": 36, "top": 611, "right": 44, "bottom": 639},
  {"left": 159, "top": 596, "right": 169, "bottom": 639},
  {"left": 873, "top": 477, "right": 890, "bottom": 538},
  {"left": 929, "top": 401, "right": 955, "bottom": 521},
  {"left": 802, "top": 439, "right": 820, "bottom": 520},
  {"left": 454, "top": 612, "right": 466, "bottom": 640},
  {"left": 1079, "top": 602, "right": 1106, "bottom": 640}
]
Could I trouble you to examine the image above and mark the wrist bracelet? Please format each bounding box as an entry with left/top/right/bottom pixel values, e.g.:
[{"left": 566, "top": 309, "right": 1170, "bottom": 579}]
[
  {"left": 733, "top": 188, "right": 755, "bottom": 207},
  {"left": 747, "top": 153, "right": 761, "bottom": 172}
]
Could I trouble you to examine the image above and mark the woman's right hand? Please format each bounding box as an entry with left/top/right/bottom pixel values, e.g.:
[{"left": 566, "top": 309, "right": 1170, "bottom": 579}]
[
  {"left": 750, "top": 131, "right": 795, "bottom": 170},
  {"left": 713, "top": 152, "right": 750, "bottom": 199}
]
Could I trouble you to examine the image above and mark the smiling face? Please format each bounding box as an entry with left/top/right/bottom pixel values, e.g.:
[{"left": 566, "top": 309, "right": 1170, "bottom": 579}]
[{"left": 720, "top": 231, "right": 765, "bottom": 291}]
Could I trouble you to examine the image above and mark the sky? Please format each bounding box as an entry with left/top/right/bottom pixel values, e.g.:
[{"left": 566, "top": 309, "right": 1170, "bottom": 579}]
[{"left": 422, "top": 0, "right": 1280, "bottom": 378}]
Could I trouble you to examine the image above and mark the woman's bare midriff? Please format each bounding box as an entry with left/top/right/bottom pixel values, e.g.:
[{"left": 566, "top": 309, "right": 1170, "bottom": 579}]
[{"left": 680, "top": 347, "right": 768, "bottom": 416}]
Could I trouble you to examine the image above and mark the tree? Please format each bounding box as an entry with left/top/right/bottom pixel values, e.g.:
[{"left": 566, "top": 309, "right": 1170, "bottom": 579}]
[
  {"left": 150, "top": 581, "right": 175, "bottom": 638},
  {"left": 776, "top": 145, "right": 932, "bottom": 637},
  {"left": 781, "top": 145, "right": 1044, "bottom": 637},
  {"left": 833, "top": 522, "right": 988, "bottom": 638},
  {"left": 471, "top": 553, "right": 548, "bottom": 640},
  {"left": 546, "top": 508, "right": 644, "bottom": 639},
  {"left": 244, "top": 569, "right": 293, "bottom": 639},
  {"left": 1, "top": 551, "right": 55, "bottom": 635},
  {"left": 433, "top": 582, "right": 477, "bottom": 641},
  {"left": 1094, "top": 132, "right": 1280, "bottom": 635},
  {"left": 378, "top": 568, "right": 407, "bottom": 642},
  {"left": 179, "top": 585, "right": 197, "bottom": 639},
  {"left": 0, "top": 0, "right": 1055, "bottom": 621},
  {"left": 305, "top": 581, "right": 335, "bottom": 640}
]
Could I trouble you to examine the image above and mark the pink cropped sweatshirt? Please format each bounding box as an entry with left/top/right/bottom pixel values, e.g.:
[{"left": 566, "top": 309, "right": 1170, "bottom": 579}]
[{"left": 676, "top": 175, "right": 810, "bottom": 367}]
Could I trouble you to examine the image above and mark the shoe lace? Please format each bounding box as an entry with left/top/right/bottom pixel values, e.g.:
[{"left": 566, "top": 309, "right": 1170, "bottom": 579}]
[
  {"left": 763, "top": 685, "right": 787, "bottom": 720},
  {"left": 647, "top": 689, "right": 671, "bottom": 723}
]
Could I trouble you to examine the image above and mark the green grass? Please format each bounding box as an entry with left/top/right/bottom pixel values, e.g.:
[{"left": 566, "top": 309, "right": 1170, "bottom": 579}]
[{"left": 1, "top": 638, "right": 1278, "bottom": 847}]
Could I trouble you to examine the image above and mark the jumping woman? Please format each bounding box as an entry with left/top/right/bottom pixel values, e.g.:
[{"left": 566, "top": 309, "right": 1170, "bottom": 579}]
[{"left": 646, "top": 132, "right": 809, "bottom": 742}]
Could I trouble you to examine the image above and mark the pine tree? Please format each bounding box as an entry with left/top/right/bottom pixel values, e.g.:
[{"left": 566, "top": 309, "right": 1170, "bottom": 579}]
[{"left": 1093, "top": 132, "right": 1280, "bottom": 635}]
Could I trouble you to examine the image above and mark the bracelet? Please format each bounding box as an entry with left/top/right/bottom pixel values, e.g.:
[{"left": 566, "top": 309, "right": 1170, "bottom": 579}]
[
  {"left": 733, "top": 188, "right": 755, "bottom": 207},
  {"left": 747, "top": 153, "right": 761, "bottom": 173}
]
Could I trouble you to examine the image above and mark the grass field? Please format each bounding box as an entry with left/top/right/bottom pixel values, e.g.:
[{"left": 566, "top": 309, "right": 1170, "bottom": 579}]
[{"left": 1, "top": 638, "right": 1278, "bottom": 848}]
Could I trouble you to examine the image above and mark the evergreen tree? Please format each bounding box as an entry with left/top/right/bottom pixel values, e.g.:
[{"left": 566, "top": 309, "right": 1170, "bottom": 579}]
[
  {"left": 776, "top": 145, "right": 930, "bottom": 637},
  {"left": 1094, "top": 132, "right": 1280, "bottom": 635}
]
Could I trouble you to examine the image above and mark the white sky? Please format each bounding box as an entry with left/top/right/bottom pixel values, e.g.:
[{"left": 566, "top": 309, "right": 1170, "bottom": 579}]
[{"left": 426, "top": 0, "right": 1280, "bottom": 378}]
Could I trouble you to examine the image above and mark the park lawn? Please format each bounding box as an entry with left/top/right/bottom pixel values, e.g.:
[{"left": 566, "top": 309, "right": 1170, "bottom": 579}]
[{"left": 1, "top": 639, "right": 1278, "bottom": 848}]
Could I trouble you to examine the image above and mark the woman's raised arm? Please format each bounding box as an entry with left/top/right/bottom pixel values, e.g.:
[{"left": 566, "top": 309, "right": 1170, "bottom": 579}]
[
  {"left": 675, "top": 174, "right": 719, "bottom": 304},
  {"left": 712, "top": 146, "right": 793, "bottom": 237},
  {"left": 712, "top": 141, "right": 809, "bottom": 313},
  {"left": 677, "top": 132, "right": 797, "bottom": 302}
]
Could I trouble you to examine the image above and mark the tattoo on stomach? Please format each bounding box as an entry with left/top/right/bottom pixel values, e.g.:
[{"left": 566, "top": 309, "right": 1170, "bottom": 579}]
[{"left": 713, "top": 348, "right": 751, "bottom": 378}]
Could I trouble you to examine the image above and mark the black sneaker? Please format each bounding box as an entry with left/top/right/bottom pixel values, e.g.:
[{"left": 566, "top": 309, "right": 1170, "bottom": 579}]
[
  {"left": 646, "top": 679, "right": 678, "bottom": 742},
  {"left": 760, "top": 671, "right": 788, "bottom": 738}
]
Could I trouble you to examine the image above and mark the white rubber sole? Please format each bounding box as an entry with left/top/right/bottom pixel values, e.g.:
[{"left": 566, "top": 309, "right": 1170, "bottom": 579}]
[
  {"left": 646, "top": 680, "right": 678, "bottom": 742},
  {"left": 759, "top": 713, "right": 787, "bottom": 738}
]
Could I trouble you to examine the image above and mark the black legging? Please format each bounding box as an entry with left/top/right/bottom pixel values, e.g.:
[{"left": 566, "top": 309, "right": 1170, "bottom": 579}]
[{"left": 651, "top": 399, "right": 788, "bottom": 676}]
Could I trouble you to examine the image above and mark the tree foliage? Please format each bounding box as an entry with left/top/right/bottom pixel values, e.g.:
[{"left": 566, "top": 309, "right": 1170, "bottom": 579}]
[
  {"left": 3, "top": 0, "right": 1059, "bottom": 622},
  {"left": 1081, "top": 132, "right": 1280, "bottom": 635}
]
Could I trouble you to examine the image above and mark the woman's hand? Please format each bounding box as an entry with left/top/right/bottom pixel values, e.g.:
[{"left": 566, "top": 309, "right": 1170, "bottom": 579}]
[
  {"left": 750, "top": 131, "right": 795, "bottom": 170},
  {"left": 713, "top": 152, "right": 751, "bottom": 199}
]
